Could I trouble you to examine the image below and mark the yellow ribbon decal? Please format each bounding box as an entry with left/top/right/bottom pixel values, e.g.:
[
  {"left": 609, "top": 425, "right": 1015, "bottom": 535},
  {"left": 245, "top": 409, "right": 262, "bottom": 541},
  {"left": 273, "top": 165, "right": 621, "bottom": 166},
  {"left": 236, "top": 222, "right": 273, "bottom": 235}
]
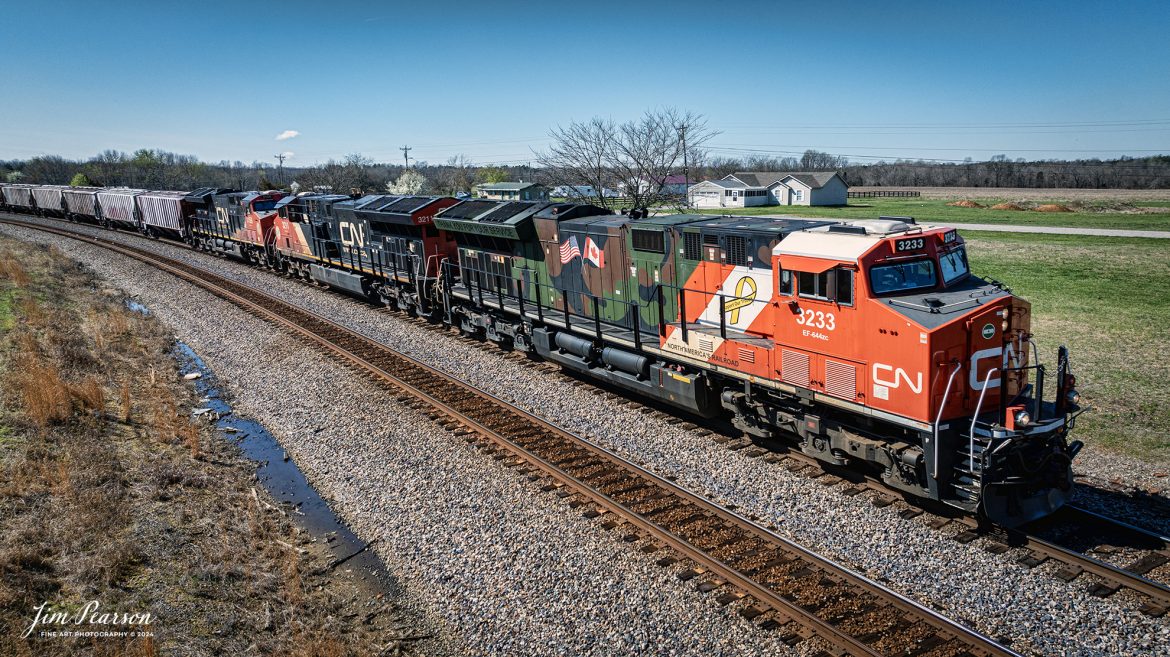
[{"left": 725, "top": 276, "right": 757, "bottom": 324}]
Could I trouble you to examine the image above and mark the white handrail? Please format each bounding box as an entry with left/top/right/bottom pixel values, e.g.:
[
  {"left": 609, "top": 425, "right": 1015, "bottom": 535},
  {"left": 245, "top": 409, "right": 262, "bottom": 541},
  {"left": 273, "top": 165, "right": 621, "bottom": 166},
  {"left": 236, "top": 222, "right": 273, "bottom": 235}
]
[
  {"left": 932, "top": 361, "right": 962, "bottom": 479},
  {"left": 969, "top": 367, "right": 999, "bottom": 473}
]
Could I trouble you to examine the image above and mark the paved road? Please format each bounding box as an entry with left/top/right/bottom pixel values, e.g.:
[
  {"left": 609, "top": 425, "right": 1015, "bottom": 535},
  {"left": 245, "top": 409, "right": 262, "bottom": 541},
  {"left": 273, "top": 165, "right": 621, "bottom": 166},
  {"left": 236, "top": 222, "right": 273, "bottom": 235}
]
[
  {"left": 930, "top": 222, "right": 1170, "bottom": 239},
  {"left": 751, "top": 214, "right": 1170, "bottom": 238}
]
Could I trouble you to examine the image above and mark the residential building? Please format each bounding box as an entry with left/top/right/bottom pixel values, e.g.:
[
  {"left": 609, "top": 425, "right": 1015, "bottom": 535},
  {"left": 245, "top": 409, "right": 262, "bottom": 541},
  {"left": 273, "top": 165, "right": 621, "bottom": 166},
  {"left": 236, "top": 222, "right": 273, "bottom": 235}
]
[
  {"left": 476, "top": 182, "right": 549, "bottom": 201},
  {"left": 723, "top": 171, "right": 848, "bottom": 206},
  {"left": 686, "top": 179, "right": 771, "bottom": 208}
]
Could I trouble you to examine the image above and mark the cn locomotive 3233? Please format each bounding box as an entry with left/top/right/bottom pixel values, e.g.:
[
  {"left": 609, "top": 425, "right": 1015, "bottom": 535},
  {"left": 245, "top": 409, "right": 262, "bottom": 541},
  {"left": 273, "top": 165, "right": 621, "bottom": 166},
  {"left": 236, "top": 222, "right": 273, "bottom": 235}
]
[{"left": 0, "top": 183, "right": 1087, "bottom": 526}]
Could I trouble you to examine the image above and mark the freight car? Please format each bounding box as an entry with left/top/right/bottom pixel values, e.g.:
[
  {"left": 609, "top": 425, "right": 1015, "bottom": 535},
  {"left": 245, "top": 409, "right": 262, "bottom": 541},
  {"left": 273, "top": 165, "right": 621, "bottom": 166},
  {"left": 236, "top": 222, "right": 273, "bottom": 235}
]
[
  {"left": 0, "top": 185, "right": 1085, "bottom": 526},
  {"left": 30, "top": 185, "right": 68, "bottom": 217},
  {"left": 62, "top": 186, "right": 103, "bottom": 223}
]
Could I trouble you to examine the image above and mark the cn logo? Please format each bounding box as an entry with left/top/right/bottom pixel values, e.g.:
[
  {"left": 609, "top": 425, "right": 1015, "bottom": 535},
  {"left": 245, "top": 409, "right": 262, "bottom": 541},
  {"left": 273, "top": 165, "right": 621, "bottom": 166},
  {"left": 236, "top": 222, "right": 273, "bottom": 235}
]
[
  {"left": 872, "top": 363, "right": 923, "bottom": 394},
  {"left": 969, "top": 342, "right": 1023, "bottom": 390},
  {"left": 339, "top": 221, "right": 366, "bottom": 248}
]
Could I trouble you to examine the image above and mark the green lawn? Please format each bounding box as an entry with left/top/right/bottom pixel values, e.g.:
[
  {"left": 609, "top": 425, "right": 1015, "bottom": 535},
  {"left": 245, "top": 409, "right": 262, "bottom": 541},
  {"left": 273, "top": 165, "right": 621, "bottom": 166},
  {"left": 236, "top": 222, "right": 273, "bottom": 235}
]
[
  {"left": 695, "top": 197, "right": 1170, "bottom": 231},
  {"left": 963, "top": 231, "right": 1170, "bottom": 462}
]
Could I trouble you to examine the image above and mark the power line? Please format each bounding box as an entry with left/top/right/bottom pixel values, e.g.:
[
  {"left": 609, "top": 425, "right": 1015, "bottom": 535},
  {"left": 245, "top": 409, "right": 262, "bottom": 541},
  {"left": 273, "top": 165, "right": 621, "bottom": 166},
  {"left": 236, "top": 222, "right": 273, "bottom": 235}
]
[{"left": 400, "top": 145, "right": 412, "bottom": 168}]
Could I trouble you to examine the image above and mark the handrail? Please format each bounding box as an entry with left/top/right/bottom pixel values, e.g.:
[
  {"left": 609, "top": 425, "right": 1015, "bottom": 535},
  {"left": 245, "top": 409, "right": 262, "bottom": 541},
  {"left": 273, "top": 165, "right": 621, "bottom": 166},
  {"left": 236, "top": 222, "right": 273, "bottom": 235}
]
[
  {"left": 969, "top": 367, "right": 1000, "bottom": 473},
  {"left": 932, "top": 361, "right": 962, "bottom": 479}
]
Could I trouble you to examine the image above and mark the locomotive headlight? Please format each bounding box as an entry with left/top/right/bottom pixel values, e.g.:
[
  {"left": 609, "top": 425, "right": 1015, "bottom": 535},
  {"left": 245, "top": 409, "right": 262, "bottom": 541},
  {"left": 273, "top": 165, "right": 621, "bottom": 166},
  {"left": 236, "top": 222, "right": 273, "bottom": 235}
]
[
  {"left": 1013, "top": 409, "right": 1032, "bottom": 427},
  {"left": 1065, "top": 389, "right": 1081, "bottom": 406}
]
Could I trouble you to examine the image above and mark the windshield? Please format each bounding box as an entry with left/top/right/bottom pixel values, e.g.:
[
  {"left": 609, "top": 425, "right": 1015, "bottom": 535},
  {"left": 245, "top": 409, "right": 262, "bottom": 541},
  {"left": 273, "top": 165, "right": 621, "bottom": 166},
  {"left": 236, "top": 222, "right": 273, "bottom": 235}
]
[
  {"left": 253, "top": 200, "right": 278, "bottom": 212},
  {"left": 939, "top": 247, "right": 969, "bottom": 285},
  {"left": 870, "top": 259, "right": 937, "bottom": 295}
]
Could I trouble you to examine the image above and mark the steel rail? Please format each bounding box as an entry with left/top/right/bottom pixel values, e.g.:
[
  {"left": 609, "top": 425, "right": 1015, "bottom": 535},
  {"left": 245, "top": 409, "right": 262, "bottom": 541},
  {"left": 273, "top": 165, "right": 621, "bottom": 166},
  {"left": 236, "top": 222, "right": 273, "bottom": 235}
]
[
  {"left": 767, "top": 444, "right": 1170, "bottom": 617},
  {"left": 0, "top": 215, "right": 1022, "bottom": 657}
]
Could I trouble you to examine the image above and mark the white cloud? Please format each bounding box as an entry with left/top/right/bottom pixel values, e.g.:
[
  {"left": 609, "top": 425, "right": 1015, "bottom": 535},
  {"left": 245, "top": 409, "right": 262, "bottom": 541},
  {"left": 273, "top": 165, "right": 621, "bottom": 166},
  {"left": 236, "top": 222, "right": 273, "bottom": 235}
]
[
  {"left": 280, "top": 151, "right": 294, "bottom": 159},
  {"left": 275, "top": 130, "right": 300, "bottom": 141}
]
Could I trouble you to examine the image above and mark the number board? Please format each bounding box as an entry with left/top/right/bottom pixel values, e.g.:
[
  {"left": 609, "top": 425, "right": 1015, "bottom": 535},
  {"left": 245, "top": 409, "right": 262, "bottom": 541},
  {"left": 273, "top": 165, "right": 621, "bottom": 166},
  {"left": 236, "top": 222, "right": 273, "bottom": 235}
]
[
  {"left": 895, "top": 237, "right": 925, "bottom": 252},
  {"left": 942, "top": 230, "right": 957, "bottom": 244}
]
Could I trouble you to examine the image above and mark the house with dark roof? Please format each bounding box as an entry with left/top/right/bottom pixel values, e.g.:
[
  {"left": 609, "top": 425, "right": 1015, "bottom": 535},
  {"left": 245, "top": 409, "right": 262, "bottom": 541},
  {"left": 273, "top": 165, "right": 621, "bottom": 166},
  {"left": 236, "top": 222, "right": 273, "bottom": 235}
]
[
  {"left": 475, "top": 181, "right": 549, "bottom": 202},
  {"left": 726, "top": 171, "right": 848, "bottom": 206}
]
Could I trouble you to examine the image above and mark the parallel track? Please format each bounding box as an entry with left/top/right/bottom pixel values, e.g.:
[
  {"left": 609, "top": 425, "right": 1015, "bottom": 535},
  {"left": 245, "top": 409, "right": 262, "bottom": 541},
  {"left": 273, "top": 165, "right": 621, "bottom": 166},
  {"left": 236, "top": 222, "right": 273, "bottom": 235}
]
[{"left": 0, "top": 216, "right": 1022, "bottom": 656}]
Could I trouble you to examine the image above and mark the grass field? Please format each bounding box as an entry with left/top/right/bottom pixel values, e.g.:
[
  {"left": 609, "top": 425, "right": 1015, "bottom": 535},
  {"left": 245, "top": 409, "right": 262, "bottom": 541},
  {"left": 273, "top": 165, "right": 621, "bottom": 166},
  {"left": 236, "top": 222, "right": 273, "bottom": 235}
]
[
  {"left": 695, "top": 197, "right": 1170, "bottom": 231},
  {"left": 963, "top": 231, "right": 1170, "bottom": 461}
]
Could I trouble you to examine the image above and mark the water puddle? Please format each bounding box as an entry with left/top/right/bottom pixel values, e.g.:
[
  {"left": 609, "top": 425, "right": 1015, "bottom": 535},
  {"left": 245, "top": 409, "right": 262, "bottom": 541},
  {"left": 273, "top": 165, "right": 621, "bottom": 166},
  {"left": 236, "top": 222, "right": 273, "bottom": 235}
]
[
  {"left": 172, "top": 341, "right": 398, "bottom": 595},
  {"left": 125, "top": 296, "right": 151, "bottom": 316}
]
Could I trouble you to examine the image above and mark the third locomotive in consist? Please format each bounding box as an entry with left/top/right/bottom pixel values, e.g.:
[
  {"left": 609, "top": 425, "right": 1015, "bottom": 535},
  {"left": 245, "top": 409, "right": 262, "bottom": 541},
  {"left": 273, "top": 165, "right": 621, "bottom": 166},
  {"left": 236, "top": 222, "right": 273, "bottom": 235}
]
[{"left": 0, "top": 183, "right": 1085, "bottom": 526}]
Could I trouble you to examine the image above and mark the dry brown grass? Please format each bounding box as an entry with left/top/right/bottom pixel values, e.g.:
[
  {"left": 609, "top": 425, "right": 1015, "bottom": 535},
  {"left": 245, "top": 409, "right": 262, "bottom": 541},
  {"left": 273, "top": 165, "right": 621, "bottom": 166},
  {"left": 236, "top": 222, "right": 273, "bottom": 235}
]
[
  {"left": 120, "top": 379, "right": 132, "bottom": 423},
  {"left": 68, "top": 376, "right": 106, "bottom": 413},
  {"left": 0, "top": 236, "right": 411, "bottom": 657},
  {"left": 1034, "top": 203, "right": 1073, "bottom": 212},
  {"left": 9, "top": 352, "right": 72, "bottom": 430},
  {"left": 946, "top": 199, "right": 985, "bottom": 208},
  {"left": 0, "top": 254, "right": 30, "bottom": 286},
  {"left": 989, "top": 202, "right": 1026, "bottom": 211},
  {"left": 180, "top": 420, "right": 201, "bottom": 459}
]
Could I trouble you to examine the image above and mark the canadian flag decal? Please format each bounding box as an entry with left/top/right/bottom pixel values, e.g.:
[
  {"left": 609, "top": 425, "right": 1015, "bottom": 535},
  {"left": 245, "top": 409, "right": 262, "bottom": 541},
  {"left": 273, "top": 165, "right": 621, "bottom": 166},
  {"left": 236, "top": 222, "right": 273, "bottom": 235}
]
[{"left": 584, "top": 237, "right": 605, "bottom": 268}]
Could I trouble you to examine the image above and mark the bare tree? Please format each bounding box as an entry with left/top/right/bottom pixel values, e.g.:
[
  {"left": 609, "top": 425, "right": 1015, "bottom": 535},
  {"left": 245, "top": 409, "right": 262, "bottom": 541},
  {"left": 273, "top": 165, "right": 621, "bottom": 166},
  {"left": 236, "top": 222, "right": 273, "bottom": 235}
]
[{"left": 536, "top": 108, "right": 716, "bottom": 211}]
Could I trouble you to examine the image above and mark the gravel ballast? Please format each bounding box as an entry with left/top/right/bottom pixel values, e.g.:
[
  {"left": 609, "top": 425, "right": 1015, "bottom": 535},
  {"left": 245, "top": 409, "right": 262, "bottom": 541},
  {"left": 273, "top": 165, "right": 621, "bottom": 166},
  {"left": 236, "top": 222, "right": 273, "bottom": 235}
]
[
  {"left": 1, "top": 224, "right": 799, "bottom": 656},
  {"left": 3, "top": 219, "right": 1168, "bottom": 656}
]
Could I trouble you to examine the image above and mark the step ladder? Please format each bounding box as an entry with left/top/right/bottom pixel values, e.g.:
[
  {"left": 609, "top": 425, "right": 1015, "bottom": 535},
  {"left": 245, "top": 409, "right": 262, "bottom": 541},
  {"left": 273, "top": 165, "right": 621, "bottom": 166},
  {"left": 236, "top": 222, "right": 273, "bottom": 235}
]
[{"left": 950, "top": 434, "right": 991, "bottom": 503}]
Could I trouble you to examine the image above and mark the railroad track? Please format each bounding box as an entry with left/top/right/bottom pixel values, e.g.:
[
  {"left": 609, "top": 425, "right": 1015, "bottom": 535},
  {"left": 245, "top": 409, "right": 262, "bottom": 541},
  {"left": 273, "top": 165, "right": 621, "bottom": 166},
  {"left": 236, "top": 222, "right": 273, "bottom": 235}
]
[{"left": 0, "top": 216, "right": 1023, "bottom": 656}]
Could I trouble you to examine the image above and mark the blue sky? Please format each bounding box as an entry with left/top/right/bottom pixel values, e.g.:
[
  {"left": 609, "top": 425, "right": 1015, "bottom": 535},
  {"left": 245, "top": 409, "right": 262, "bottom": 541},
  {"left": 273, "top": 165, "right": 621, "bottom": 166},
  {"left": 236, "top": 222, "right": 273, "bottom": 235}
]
[{"left": 2, "top": 0, "right": 1168, "bottom": 166}]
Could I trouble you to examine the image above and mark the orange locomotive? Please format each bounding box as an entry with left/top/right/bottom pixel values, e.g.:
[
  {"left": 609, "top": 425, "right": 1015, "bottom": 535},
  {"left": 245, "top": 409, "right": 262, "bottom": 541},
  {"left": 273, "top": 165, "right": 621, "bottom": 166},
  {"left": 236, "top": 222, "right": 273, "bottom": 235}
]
[
  {"left": 186, "top": 188, "right": 287, "bottom": 265},
  {"left": 659, "top": 216, "right": 1082, "bottom": 525}
]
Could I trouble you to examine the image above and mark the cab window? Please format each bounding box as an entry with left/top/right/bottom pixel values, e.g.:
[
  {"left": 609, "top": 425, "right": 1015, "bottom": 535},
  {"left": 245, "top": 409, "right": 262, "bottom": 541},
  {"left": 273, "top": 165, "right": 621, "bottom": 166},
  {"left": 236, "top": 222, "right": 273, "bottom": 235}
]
[
  {"left": 797, "top": 268, "right": 853, "bottom": 306},
  {"left": 779, "top": 270, "right": 793, "bottom": 295},
  {"left": 939, "top": 247, "right": 969, "bottom": 285},
  {"left": 870, "top": 260, "right": 937, "bottom": 295}
]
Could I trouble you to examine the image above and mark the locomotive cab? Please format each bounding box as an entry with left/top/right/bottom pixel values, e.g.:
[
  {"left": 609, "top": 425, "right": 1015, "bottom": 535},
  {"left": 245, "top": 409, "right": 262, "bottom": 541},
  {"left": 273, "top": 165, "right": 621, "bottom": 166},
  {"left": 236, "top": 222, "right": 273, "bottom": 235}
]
[{"left": 771, "top": 218, "right": 1083, "bottom": 526}]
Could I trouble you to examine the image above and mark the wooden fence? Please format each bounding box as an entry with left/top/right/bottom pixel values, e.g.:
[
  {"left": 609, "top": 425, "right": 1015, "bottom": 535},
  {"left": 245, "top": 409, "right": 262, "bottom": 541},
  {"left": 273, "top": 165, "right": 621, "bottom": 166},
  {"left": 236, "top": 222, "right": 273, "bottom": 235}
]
[{"left": 847, "top": 190, "right": 921, "bottom": 198}]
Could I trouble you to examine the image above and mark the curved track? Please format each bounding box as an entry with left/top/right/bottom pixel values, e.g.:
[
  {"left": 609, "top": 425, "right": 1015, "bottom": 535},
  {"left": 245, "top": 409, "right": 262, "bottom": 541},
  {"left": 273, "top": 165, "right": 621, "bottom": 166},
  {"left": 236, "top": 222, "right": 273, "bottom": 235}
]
[{"left": 0, "top": 215, "right": 1022, "bottom": 656}]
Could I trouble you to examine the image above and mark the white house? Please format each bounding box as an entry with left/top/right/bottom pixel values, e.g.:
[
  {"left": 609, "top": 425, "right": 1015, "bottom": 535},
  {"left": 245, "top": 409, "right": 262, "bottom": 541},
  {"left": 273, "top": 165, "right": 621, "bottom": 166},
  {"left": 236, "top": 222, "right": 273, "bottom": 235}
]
[
  {"left": 686, "top": 179, "right": 771, "bottom": 208},
  {"left": 722, "top": 171, "right": 848, "bottom": 206},
  {"left": 551, "top": 185, "right": 619, "bottom": 199}
]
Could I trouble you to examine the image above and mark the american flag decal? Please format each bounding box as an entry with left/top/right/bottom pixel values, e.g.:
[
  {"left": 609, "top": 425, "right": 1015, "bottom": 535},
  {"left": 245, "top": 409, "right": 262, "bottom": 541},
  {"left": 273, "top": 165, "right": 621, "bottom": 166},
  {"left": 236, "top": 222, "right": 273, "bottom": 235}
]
[{"left": 559, "top": 236, "right": 581, "bottom": 263}]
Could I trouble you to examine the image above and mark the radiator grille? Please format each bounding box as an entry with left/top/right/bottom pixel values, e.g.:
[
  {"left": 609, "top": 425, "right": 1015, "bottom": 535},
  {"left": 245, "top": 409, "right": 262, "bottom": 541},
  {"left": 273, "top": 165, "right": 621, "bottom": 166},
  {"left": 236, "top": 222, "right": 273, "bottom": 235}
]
[
  {"left": 738, "top": 348, "right": 755, "bottom": 364},
  {"left": 698, "top": 337, "right": 714, "bottom": 352},
  {"left": 725, "top": 236, "right": 748, "bottom": 266},
  {"left": 825, "top": 360, "right": 857, "bottom": 399},
  {"left": 781, "top": 350, "right": 809, "bottom": 386}
]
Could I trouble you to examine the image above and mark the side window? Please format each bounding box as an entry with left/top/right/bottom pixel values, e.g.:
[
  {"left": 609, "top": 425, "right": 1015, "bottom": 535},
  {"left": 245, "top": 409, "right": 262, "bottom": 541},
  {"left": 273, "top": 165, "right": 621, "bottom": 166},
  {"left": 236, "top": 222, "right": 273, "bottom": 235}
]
[
  {"left": 797, "top": 271, "right": 827, "bottom": 300},
  {"left": 779, "top": 270, "right": 793, "bottom": 295},
  {"left": 797, "top": 268, "right": 853, "bottom": 304},
  {"left": 835, "top": 269, "right": 854, "bottom": 306}
]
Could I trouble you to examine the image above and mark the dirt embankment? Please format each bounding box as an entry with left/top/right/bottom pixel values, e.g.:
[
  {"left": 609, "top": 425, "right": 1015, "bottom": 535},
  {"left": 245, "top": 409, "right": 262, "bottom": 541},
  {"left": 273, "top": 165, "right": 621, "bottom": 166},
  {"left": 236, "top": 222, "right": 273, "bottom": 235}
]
[
  {"left": 0, "top": 239, "right": 426, "bottom": 657},
  {"left": 851, "top": 186, "right": 1170, "bottom": 202}
]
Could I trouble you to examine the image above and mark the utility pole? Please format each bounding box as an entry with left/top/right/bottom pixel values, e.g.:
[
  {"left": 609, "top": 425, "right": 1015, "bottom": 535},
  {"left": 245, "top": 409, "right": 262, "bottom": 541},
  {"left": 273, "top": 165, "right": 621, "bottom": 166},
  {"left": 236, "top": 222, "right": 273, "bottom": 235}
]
[
  {"left": 273, "top": 153, "right": 286, "bottom": 186},
  {"left": 677, "top": 124, "right": 689, "bottom": 208},
  {"left": 400, "top": 145, "right": 412, "bottom": 169}
]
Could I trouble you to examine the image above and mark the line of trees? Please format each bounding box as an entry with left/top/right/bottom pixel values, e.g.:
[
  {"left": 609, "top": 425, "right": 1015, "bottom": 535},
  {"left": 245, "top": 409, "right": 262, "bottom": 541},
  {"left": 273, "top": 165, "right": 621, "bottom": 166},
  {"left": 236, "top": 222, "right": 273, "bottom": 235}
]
[
  {"left": 4, "top": 144, "right": 1168, "bottom": 195},
  {"left": 0, "top": 150, "right": 541, "bottom": 196}
]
